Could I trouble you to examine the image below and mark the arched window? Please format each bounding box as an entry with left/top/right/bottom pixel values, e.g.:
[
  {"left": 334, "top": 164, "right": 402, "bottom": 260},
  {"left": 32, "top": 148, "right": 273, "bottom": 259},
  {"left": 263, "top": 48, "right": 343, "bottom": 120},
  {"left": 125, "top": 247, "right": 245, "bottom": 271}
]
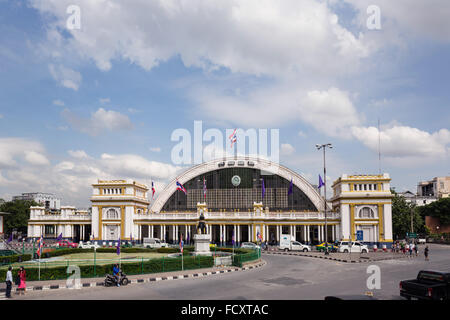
[
  {"left": 106, "top": 208, "right": 119, "bottom": 219},
  {"left": 359, "top": 207, "right": 375, "bottom": 218}
]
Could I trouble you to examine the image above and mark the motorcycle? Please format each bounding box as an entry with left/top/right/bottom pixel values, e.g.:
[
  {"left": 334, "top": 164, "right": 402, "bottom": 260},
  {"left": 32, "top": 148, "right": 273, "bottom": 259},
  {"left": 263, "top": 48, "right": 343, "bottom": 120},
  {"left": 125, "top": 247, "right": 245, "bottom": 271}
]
[{"left": 104, "top": 270, "right": 129, "bottom": 287}]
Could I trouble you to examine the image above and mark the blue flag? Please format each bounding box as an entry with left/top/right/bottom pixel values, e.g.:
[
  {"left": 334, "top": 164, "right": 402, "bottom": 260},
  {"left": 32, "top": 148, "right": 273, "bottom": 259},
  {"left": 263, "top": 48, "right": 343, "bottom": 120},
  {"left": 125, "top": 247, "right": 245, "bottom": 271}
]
[
  {"left": 116, "top": 238, "right": 121, "bottom": 255},
  {"left": 56, "top": 233, "right": 62, "bottom": 242},
  {"left": 288, "top": 178, "right": 293, "bottom": 195},
  {"left": 187, "top": 231, "right": 190, "bottom": 244},
  {"left": 232, "top": 229, "right": 235, "bottom": 246},
  {"left": 318, "top": 175, "right": 325, "bottom": 189},
  {"left": 262, "top": 178, "right": 265, "bottom": 200},
  {"left": 7, "top": 233, "right": 13, "bottom": 243}
]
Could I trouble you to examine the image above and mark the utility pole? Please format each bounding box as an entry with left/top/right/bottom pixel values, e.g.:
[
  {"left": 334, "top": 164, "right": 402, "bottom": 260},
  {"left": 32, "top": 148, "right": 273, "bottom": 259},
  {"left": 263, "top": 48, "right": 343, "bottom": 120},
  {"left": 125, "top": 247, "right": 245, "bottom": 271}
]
[{"left": 316, "top": 143, "right": 333, "bottom": 255}]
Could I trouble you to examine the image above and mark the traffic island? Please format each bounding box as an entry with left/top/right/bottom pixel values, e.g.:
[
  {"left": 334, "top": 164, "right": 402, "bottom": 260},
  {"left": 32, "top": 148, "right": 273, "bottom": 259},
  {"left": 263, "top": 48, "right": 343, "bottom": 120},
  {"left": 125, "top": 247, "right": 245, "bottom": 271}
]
[{"left": 262, "top": 250, "right": 412, "bottom": 263}]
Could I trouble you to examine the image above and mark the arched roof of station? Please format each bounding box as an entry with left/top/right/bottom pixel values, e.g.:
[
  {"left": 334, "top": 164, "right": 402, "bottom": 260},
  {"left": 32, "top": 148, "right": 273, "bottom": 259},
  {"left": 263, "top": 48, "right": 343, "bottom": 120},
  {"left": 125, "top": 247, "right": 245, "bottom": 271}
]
[{"left": 150, "top": 156, "right": 329, "bottom": 213}]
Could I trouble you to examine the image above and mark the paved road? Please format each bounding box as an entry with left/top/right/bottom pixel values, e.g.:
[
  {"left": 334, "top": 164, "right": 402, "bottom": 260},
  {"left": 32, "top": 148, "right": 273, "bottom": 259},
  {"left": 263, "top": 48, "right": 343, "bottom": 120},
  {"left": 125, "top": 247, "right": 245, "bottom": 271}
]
[{"left": 9, "top": 244, "right": 450, "bottom": 300}]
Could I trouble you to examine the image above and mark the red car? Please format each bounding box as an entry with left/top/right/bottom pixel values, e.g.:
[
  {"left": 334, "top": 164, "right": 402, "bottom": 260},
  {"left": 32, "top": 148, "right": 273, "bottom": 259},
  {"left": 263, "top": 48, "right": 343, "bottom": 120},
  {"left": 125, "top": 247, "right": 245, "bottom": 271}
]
[{"left": 58, "top": 240, "right": 78, "bottom": 248}]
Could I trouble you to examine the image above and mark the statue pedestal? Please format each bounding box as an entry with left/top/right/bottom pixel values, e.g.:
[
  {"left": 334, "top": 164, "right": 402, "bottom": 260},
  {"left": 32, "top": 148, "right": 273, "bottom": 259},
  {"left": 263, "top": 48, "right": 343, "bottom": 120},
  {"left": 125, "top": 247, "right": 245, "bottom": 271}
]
[{"left": 193, "top": 234, "right": 212, "bottom": 256}]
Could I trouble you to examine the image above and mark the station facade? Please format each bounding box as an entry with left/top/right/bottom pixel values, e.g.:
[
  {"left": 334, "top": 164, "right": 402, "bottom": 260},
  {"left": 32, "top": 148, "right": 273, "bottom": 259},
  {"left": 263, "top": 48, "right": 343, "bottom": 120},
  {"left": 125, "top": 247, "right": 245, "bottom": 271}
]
[{"left": 27, "top": 157, "right": 393, "bottom": 247}]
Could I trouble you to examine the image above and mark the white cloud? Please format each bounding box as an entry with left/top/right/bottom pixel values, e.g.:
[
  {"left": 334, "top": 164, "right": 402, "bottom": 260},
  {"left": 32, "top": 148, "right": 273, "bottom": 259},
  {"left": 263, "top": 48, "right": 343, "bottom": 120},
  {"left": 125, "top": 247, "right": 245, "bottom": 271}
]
[
  {"left": 0, "top": 138, "right": 48, "bottom": 168},
  {"left": 24, "top": 151, "right": 50, "bottom": 166},
  {"left": 298, "top": 131, "right": 306, "bottom": 138},
  {"left": 0, "top": 137, "right": 182, "bottom": 207},
  {"left": 194, "top": 85, "right": 361, "bottom": 138},
  {"left": 32, "top": 0, "right": 370, "bottom": 77},
  {"left": 48, "top": 64, "right": 82, "bottom": 91},
  {"left": 99, "top": 98, "right": 110, "bottom": 104},
  {"left": 62, "top": 108, "right": 133, "bottom": 136},
  {"left": 281, "top": 143, "right": 295, "bottom": 156},
  {"left": 52, "top": 99, "right": 65, "bottom": 106},
  {"left": 68, "top": 150, "right": 89, "bottom": 159},
  {"left": 0, "top": 114, "right": 3, "bottom": 119},
  {"left": 100, "top": 153, "right": 181, "bottom": 181},
  {"left": 351, "top": 125, "right": 450, "bottom": 160}
]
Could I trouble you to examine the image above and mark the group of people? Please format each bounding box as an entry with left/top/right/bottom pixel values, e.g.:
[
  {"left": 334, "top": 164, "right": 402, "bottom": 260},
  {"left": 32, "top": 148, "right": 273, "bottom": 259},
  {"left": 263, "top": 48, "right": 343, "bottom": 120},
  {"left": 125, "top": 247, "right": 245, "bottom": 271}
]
[
  {"left": 4, "top": 266, "right": 26, "bottom": 299},
  {"left": 392, "top": 241, "right": 430, "bottom": 260}
]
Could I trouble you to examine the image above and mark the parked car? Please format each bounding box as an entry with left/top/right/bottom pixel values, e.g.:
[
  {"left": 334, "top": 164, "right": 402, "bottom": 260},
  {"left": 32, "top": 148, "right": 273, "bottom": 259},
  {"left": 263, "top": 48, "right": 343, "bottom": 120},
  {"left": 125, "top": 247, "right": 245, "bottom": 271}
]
[
  {"left": 400, "top": 270, "right": 450, "bottom": 300},
  {"left": 338, "top": 241, "right": 369, "bottom": 253},
  {"left": 418, "top": 238, "right": 427, "bottom": 244},
  {"left": 57, "top": 240, "right": 78, "bottom": 248},
  {"left": 240, "top": 242, "right": 260, "bottom": 249},
  {"left": 143, "top": 238, "right": 168, "bottom": 249},
  {"left": 78, "top": 241, "right": 100, "bottom": 249},
  {"left": 279, "top": 240, "right": 311, "bottom": 252},
  {"left": 316, "top": 242, "right": 338, "bottom": 252}
]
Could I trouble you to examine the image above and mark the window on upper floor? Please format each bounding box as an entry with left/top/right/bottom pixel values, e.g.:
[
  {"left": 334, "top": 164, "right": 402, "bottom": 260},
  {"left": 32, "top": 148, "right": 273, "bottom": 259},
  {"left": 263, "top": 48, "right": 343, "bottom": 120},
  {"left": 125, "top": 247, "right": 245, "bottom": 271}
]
[
  {"left": 106, "top": 208, "right": 119, "bottom": 219},
  {"left": 359, "top": 207, "right": 375, "bottom": 218}
]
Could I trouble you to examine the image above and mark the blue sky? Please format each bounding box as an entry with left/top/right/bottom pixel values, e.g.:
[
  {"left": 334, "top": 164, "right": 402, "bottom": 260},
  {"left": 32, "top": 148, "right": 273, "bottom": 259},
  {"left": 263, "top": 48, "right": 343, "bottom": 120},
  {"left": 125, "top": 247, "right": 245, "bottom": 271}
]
[{"left": 0, "top": 0, "right": 449, "bottom": 207}]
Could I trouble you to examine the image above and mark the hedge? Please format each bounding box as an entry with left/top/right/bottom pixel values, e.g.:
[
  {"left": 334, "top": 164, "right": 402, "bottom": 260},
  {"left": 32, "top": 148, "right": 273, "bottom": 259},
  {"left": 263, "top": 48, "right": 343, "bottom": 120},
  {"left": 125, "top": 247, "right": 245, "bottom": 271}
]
[
  {"left": 0, "top": 255, "right": 214, "bottom": 281},
  {"left": 0, "top": 253, "right": 32, "bottom": 265}
]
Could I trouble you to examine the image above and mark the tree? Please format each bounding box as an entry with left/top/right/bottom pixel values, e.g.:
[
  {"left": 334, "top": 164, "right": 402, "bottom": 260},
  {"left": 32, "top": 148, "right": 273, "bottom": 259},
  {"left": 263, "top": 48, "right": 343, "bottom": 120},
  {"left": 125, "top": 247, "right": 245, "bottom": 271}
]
[
  {"left": 0, "top": 199, "right": 38, "bottom": 235},
  {"left": 418, "top": 198, "right": 450, "bottom": 225},
  {"left": 391, "top": 190, "right": 424, "bottom": 239}
]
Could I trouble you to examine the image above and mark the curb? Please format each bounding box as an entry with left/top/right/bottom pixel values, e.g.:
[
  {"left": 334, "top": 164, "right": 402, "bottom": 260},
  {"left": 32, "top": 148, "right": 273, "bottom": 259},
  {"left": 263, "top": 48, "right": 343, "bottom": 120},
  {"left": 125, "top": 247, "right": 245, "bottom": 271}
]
[{"left": 0, "top": 260, "right": 266, "bottom": 295}]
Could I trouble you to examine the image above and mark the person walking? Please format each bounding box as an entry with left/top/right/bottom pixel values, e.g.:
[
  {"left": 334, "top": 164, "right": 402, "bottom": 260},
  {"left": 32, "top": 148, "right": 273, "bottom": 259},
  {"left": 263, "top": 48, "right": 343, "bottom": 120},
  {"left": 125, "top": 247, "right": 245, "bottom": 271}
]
[
  {"left": 424, "top": 246, "right": 429, "bottom": 261},
  {"left": 17, "top": 266, "right": 26, "bottom": 295},
  {"left": 5, "top": 266, "right": 13, "bottom": 298}
]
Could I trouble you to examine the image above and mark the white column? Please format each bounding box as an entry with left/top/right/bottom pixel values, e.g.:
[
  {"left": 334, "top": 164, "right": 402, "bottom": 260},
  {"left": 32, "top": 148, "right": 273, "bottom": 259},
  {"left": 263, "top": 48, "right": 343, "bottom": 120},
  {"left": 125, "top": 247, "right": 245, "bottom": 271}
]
[
  {"left": 237, "top": 225, "right": 240, "bottom": 243},
  {"left": 276, "top": 225, "right": 280, "bottom": 244},
  {"left": 162, "top": 225, "right": 166, "bottom": 242},
  {"left": 306, "top": 225, "right": 310, "bottom": 243},
  {"left": 332, "top": 225, "right": 335, "bottom": 241}
]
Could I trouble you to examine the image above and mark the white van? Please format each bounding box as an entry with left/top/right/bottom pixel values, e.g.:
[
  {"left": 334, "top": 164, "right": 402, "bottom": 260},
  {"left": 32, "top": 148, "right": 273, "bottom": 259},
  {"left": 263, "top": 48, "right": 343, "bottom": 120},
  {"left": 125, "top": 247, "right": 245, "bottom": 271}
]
[
  {"left": 338, "top": 241, "right": 369, "bottom": 253},
  {"left": 279, "top": 235, "right": 311, "bottom": 252},
  {"left": 143, "top": 238, "right": 168, "bottom": 249}
]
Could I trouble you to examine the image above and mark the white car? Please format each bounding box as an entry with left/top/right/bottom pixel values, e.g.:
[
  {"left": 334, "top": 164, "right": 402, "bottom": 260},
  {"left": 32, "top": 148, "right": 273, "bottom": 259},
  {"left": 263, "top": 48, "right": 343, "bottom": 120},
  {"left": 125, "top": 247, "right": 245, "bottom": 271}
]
[
  {"left": 338, "top": 241, "right": 369, "bottom": 253},
  {"left": 240, "top": 242, "right": 260, "bottom": 249},
  {"left": 279, "top": 240, "right": 311, "bottom": 252},
  {"left": 143, "top": 238, "right": 168, "bottom": 249},
  {"left": 78, "top": 241, "right": 100, "bottom": 249}
]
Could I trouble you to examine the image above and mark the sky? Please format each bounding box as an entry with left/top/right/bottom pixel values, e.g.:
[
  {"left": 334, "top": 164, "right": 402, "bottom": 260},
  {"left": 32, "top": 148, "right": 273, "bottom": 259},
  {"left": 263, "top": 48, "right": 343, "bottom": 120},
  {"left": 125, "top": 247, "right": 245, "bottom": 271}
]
[{"left": 0, "top": 0, "right": 449, "bottom": 208}]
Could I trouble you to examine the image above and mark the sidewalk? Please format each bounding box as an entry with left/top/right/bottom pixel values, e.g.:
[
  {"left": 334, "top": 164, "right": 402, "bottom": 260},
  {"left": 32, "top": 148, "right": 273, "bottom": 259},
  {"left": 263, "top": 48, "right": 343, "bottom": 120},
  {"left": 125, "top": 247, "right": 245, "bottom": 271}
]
[{"left": 0, "top": 259, "right": 265, "bottom": 296}]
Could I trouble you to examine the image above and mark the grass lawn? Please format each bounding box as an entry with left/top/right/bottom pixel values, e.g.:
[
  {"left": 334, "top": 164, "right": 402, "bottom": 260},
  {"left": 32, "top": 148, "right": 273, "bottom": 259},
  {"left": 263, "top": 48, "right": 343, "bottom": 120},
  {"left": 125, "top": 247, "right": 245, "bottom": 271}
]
[
  {"left": 59, "top": 252, "right": 168, "bottom": 261},
  {"left": 0, "top": 252, "right": 171, "bottom": 269}
]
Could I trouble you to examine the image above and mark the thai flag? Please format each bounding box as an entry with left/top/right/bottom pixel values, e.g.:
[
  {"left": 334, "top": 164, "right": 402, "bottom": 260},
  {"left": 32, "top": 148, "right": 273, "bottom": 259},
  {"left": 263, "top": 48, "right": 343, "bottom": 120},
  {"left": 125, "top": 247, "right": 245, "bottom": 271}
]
[
  {"left": 176, "top": 180, "right": 187, "bottom": 195},
  {"left": 257, "top": 231, "right": 262, "bottom": 241},
  {"left": 36, "top": 235, "right": 44, "bottom": 257},
  {"left": 116, "top": 238, "right": 121, "bottom": 255},
  {"left": 229, "top": 128, "right": 237, "bottom": 148},
  {"left": 152, "top": 181, "right": 156, "bottom": 199},
  {"left": 203, "top": 177, "right": 207, "bottom": 200}
]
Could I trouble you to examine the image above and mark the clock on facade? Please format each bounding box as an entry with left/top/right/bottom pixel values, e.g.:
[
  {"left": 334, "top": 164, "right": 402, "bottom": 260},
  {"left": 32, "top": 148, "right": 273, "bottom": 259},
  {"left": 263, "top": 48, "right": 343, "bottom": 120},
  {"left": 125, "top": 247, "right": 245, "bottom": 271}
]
[{"left": 231, "top": 175, "right": 241, "bottom": 187}]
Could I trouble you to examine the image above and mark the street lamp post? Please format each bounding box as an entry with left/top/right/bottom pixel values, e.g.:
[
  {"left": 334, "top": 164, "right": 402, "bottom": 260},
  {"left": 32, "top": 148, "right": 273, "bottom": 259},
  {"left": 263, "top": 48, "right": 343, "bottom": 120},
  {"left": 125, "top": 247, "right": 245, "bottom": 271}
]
[{"left": 316, "top": 143, "right": 332, "bottom": 255}]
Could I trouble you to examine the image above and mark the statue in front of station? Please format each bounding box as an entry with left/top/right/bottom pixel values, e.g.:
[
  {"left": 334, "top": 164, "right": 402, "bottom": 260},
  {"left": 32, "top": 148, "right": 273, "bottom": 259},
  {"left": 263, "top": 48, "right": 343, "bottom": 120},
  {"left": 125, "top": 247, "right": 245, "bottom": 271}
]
[{"left": 197, "top": 211, "right": 207, "bottom": 235}]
